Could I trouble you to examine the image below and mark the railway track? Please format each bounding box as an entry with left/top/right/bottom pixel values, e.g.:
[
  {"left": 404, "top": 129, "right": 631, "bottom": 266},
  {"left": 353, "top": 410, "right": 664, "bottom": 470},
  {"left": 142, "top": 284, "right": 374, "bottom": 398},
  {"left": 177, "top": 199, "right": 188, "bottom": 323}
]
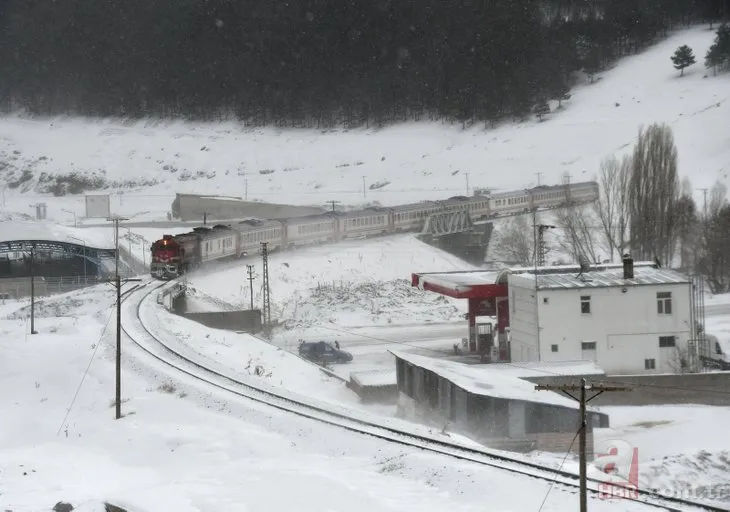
[{"left": 120, "top": 280, "right": 724, "bottom": 512}]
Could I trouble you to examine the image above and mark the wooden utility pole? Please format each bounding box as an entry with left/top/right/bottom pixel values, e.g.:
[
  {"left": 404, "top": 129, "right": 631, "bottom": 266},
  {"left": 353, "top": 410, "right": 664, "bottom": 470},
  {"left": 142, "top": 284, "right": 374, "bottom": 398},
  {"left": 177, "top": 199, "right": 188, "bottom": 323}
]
[
  {"left": 106, "top": 214, "right": 141, "bottom": 420},
  {"left": 535, "top": 171, "right": 543, "bottom": 186},
  {"left": 246, "top": 264, "right": 255, "bottom": 310},
  {"left": 535, "top": 379, "right": 632, "bottom": 512},
  {"left": 326, "top": 200, "right": 340, "bottom": 212}
]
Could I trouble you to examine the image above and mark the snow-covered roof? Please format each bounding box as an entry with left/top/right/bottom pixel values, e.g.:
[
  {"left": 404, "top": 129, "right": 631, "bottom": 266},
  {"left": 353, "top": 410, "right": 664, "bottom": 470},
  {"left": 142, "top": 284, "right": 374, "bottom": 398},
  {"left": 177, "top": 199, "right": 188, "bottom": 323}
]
[
  {"left": 418, "top": 270, "right": 500, "bottom": 289},
  {"left": 518, "top": 266, "right": 690, "bottom": 290},
  {"left": 0, "top": 221, "right": 115, "bottom": 250},
  {"left": 390, "top": 350, "right": 579, "bottom": 409},
  {"left": 474, "top": 360, "right": 606, "bottom": 379},
  {"left": 351, "top": 369, "right": 397, "bottom": 388}
]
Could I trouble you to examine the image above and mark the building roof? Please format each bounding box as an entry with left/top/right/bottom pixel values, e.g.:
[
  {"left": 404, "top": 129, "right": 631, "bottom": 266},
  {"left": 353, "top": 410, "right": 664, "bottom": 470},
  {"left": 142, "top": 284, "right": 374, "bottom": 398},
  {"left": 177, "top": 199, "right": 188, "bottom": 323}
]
[
  {"left": 0, "top": 221, "right": 116, "bottom": 250},
  {"left": 476, "top": 360, "right": 606, "bottom": 379},
  {"left": 350, "top": 369, "right": 397, "bottom": 388},
  {"left": 512, "top": 265, "right": 690, "bottom": 290},
  {"left": 411, "top": 270, "right": 507, "bottom": 299},
  {"left": 391, "top": 350, "right": 580, "bottom": 409}
]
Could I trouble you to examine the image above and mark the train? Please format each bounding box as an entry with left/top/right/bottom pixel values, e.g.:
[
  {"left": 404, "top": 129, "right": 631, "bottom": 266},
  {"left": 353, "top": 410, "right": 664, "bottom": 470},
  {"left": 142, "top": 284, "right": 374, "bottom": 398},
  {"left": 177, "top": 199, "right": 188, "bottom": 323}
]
[{"left": 150, "top": 180, "right": 599, "bottom": 279}]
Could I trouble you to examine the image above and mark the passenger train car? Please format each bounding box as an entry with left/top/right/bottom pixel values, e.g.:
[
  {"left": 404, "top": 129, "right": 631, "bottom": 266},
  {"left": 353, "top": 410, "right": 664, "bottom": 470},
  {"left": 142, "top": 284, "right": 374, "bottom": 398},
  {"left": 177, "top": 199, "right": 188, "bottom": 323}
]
[{"left": 150, "top": 180, "right": 598, "bottom": 279}]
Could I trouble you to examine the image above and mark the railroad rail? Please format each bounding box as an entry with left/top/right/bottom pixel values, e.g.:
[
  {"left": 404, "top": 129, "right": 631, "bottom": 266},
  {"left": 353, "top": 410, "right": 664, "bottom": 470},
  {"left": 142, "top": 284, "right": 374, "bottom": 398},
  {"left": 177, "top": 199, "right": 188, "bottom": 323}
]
[{"left": 120, "top": 280, "right": 724, "bottom": 512}]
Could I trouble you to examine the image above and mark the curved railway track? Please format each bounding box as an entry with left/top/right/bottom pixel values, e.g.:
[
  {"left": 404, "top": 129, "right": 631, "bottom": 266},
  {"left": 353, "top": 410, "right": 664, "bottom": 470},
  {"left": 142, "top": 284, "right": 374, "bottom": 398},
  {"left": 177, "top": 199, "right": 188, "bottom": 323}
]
[{"left": 120, "top": 280, "right": 724, "bottom": 512}]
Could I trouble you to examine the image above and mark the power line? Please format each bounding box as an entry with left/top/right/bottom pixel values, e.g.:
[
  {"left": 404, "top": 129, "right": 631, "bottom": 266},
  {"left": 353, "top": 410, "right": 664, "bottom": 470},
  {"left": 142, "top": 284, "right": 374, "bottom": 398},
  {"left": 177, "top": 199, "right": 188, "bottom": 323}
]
[
  {"left": 537, "top": 429, "right": 580, "bottom": 512},
  {"left": 56, "top": 306, "right": 115, "bottom": 436}
]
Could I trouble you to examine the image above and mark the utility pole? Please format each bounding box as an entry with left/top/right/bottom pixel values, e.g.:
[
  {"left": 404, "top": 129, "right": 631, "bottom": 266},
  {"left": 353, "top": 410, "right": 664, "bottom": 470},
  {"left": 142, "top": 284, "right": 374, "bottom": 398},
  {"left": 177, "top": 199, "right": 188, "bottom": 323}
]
[
  {"left": 535, "top": 172, "right": 543, "bottom": 186},
  {"left": 535, "top": 379, "right": 632, "bottom": 512},
  {"left": 465, "top": 172, "right": 470, "bottom": 196},
  {"left": 326, "top": 200, "right": 340, "bottom": 212},
  {"left": 532, "top": 209, "right": 540, "bottom": 360},
  {"left": 362, "top": 176, "right": 367, "bottom": 198},
  {"left": 536, "top": 224, "right": 556, "bottom": 266},
  {"left": 203, "top": 211, "right": 208, "bottom": 225},
  {"left": 106, "top": 214, "right": 141, "bottom": 420},
  {"left": 246, "top": 264, "right": 255, "bottom": 310},
  {"left": 29, "top": 243, "right": 38, "bottom": 335},
  {"left": 260, "top": 242, "right": 271, "bottom": 332}
]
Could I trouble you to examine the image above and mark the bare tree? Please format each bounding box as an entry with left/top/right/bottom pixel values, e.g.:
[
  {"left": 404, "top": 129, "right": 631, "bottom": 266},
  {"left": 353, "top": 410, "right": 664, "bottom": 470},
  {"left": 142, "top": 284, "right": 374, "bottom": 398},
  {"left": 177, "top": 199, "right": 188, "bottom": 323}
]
[
  {"left": 697, "top": 181, "right": 730, "bottom": 293},
  {"left": 594, "top": 154, "right": 631, "bottom": 261},
  {"left": 708, "top": 180, "right": 728, "bottom": 220},
  {"left": 554, "top": 203, "right": 600, "bottom": 264},
  {"left": 674, "top": 187, "right": 698, "bottom": 270},
  {"left": 495, "top": 214, "right": 533, "bottom": 266},
  {"left": 628, "top": 123, "right": 679, "bottom": 265}
]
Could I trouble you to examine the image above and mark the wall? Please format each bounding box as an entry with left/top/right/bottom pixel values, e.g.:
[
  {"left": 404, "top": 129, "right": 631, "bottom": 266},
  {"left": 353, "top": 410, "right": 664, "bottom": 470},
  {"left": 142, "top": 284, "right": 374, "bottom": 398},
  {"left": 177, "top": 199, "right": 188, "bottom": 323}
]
[
  {"left": 524, "top": 372, "right": 730, "bottom": 406},
  {"left": 536, "top": 282, "right": 692, "bottom": 374},
  {"left": 179, "top": 310, "right": 262, "bottom": 333},
  {"left": 508, "top": 274, "right": 539, "bottom": 361}
]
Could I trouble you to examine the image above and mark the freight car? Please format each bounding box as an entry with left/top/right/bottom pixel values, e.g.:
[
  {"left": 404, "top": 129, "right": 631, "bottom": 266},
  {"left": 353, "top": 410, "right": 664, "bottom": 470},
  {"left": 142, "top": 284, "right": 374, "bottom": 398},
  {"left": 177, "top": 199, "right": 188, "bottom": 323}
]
[{"left": 150, "top": 180, "right": 598, "bottom": 279}]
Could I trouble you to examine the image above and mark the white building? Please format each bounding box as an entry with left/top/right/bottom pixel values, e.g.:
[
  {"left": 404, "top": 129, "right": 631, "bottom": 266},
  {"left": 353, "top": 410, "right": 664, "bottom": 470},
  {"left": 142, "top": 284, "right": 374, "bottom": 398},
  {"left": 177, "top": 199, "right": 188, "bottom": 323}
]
[{"left": 504, "top": 258, "right": 693, "bottom": 375}]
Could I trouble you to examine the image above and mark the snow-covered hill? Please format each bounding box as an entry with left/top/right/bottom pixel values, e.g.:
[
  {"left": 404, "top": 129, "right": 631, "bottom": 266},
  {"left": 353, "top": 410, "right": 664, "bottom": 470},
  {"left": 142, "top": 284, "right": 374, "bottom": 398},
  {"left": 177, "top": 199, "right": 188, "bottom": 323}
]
[{"left": 1, "top": 26, "right": 728, "bottom": 224}]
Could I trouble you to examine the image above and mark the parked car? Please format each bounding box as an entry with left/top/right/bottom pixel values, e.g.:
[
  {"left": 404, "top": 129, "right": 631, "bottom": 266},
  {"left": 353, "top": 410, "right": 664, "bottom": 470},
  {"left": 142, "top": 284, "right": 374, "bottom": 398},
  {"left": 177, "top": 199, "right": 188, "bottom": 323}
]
[{"left": 298, "top": 340, "right": 353, "bottom": 364}]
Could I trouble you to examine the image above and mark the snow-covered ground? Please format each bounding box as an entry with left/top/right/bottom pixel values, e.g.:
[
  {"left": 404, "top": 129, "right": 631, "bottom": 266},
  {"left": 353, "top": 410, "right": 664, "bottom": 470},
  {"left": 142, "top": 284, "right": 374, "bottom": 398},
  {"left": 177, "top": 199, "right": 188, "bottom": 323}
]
[
  {"left": 187, "top": 234, "right": 474, "bottom": 330},
  {"left": 1, "top": 27, "right": 728, "bottom": 225},
  {"left": 1, "top": 286, "right": 661, "bottom": 512}
]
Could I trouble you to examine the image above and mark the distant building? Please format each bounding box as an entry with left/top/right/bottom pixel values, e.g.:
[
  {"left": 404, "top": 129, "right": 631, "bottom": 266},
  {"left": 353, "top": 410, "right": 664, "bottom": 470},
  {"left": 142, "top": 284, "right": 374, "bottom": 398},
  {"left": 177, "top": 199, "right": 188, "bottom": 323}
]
[
  {"left": 506, "top": 257, "right": 694, "bottom": 374},
  {"left": 392, "top": 350, "right": 608, "bottom": 456}
]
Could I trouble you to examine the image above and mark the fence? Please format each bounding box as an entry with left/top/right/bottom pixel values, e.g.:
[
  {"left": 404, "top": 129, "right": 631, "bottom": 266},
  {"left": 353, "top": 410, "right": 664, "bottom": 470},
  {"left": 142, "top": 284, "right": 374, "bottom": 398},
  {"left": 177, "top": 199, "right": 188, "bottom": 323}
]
[{"left": 0, "top": 275, "right": 104, "bottom": 300}]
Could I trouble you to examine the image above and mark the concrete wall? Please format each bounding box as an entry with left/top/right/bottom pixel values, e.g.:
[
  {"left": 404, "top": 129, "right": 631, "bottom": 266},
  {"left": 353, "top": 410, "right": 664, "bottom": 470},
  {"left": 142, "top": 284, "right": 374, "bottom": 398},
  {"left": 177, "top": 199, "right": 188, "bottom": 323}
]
[
  {"left": 524, "top": 372, "right": 730, "bottom": 406},
  {"left": 178, "top": 310, "right": 262, "bottom": 333},
  {"left": 174, "top": 194, "right": 325, "bottom": 222}
]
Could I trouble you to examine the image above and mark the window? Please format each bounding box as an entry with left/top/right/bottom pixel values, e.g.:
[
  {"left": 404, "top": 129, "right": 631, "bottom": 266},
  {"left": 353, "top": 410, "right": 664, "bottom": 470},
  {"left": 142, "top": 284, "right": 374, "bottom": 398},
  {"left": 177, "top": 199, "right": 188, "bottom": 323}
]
[
  {"left": 581, "top": 341, "right": 596, "bottom": 351},
  {"left": 657, "top": 291, "right": 672, "bottom": 315},
  {"left": 659, "top": 336, "right": 676, "bottom": 348},
  {"left": 543, "top": 297, "right": 549, "bottom": 304},
  {"left": 645, "top": 358, "right": 656, "bottom": 370},
  {"left": 551, "top": 344, "right": 559, "bottom": 352},
  {"left": 580, "top": 295, "right": 591, "bottom": 314}
]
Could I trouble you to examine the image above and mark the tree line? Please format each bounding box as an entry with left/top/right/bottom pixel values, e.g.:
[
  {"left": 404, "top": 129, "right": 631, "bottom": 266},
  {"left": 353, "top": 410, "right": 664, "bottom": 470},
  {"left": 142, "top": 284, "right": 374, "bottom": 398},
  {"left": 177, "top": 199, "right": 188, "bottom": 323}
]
[
  {"left": 496, "top": 119, "right": 730, "bottom": 294},
  {"left": 0, "top": 0, "right": 725, "bottom": 126}
]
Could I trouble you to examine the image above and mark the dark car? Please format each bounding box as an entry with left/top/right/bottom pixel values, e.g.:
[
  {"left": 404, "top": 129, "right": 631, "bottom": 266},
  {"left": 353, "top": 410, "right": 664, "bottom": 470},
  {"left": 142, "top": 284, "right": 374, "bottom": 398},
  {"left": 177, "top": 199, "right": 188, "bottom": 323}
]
[{"left": 298, "top": 341, "right": 353, "bottom": 364}]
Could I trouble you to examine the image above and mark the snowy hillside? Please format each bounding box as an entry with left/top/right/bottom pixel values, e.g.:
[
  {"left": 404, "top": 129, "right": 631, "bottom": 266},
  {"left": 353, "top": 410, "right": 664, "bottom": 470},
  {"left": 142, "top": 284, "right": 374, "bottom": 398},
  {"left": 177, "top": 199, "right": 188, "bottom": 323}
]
[
  {"left": 1, "top": 26, "right": 728, "bottom": 223},
  {"left": 186, "top": 234, "right": 475, "bottom": 329}
]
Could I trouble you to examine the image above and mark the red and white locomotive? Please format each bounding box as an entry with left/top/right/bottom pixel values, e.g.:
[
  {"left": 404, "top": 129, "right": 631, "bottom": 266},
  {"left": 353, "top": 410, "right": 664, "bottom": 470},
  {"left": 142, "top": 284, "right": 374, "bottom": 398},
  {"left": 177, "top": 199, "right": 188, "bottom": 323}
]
[{"left": 150, "top": 181, "right": 599, "bottom": 279}]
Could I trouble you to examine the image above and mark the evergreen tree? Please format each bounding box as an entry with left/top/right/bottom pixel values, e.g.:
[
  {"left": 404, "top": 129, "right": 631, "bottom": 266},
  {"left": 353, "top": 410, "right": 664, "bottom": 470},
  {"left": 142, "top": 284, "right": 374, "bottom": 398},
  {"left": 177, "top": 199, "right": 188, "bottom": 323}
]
[
  {"left": 533, "top": 101, "right": 550, "bottom": 121},
  {"left": 671, "top": 45, "right": 696, "bottom": 76}
]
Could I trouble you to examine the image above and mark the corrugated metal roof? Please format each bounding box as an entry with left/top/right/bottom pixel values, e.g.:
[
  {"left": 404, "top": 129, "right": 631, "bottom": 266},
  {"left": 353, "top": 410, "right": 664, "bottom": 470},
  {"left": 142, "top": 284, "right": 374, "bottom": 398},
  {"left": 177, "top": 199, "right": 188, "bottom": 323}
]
[{"left": 529, "top": 266, "right": 690, "bottom": 290}]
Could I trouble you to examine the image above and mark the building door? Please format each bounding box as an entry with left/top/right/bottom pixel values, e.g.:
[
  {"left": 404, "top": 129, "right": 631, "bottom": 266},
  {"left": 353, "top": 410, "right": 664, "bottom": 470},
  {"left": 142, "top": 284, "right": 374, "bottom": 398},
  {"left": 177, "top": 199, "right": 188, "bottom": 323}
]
[{"left": 581, "top": 341, "right": 597, "bottom": 362}]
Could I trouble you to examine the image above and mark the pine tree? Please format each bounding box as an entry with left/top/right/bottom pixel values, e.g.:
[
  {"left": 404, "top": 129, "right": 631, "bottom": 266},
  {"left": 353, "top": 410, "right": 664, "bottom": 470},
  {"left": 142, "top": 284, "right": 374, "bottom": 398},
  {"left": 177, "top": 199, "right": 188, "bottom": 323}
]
[
  {"left": 533, "top": 101, "right": 550, "bottom": 121},
  {"left": 705, "top": 44, "right": 723, "bottom": 75},
  {"left": 671, "top": 45, "right": 696, "bottom": 76}
]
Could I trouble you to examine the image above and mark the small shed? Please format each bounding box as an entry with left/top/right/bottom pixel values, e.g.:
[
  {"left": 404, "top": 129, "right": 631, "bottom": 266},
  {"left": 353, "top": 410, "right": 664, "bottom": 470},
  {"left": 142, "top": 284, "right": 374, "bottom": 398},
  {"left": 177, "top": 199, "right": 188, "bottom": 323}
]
[
  {"left": 348, "top": 370, "right": 398, "bottom": 403},
  {"left": 392, "top": 350, "right": 609, "bottom": 456}
]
